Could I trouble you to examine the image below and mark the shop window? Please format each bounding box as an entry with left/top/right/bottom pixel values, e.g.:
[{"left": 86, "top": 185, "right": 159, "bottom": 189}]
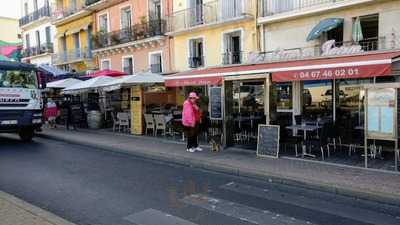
[
  {"left": 223, "top": 31, "right": 242, "bottom": 65},
  {"left": 357, "top": 14, "right": 379, "bottom": 51},
  {"left": 122, "top": 57, "right": 134, "bottom": 75},
  {"left": 188, "top": 38, "right": 204, "bottom": 68},
  {"left": 303, "top": 80, "right": 333, "bottom": 120},
  {"left": 149, "top": 52, "right": 162, "bottom": 73},
  {"left": 274, "top": 82, "right": 293, "bottom": 111},
  {"left": 101, "top": 59, "right": 111, "bottom": 70}
]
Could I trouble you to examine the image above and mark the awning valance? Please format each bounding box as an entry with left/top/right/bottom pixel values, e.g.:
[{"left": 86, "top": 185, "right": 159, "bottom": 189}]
[{"left": 165, "top": 74, "right": 222, "bottom": 87}]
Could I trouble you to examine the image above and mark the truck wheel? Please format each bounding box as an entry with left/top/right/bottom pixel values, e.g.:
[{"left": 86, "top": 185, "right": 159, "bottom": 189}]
[{"left": 19, "top": 128, "right": 34, "bottom": 142}]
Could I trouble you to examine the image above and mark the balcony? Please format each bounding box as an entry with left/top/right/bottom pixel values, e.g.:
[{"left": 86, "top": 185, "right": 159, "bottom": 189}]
[
  {"left": 222, "top": 51, "right": 242, "bottom": 65},
  {"left": 22, "top": 43, "right": 54, "bottom": 58},
  {"left": 19, "top": 6, "right": 51, "bottom": 27},
  {"left": 167, "top": 0, "right": 255, "bottom": 34},
  {"left": 93, "top": 20, "right": 166, "bottom": 50},
  {"left": 248, "top": 35, "right": 400, "bottom": 64},
  {"left": 258, "top": 0, "right": 374, "bottom": 24},
  {"left": 188, "top": 56, "right": 205, "bottom": 68},
  {"left": 85, "top": 0, "right": 127, "bottom": 11},
  {"left": 53, "top": 48, "right": 92, "bottom": 65},
  {"left": 52, "top": 1, "right": 91, "bottom": 26}
]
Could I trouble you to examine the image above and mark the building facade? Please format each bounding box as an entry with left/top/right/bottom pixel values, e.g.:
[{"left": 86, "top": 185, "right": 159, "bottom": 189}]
[
  {"left": 20, "top": 0, "right": 56, "bottom": 65},
  {"left": 52, "top": 0, "right": 96, "bottom": 73},
  {"left": 168, "top": 0, "right": 257, "bottom": 72},
  {"left": 0, "top": 16, "right": 21, "bottom": 44},
  {"left": 91, "top": 0, "right": 172, "bottom": 75}
]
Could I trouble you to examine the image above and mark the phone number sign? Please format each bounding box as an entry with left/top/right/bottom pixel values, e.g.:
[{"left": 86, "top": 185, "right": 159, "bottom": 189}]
[{"left": 272, "top": 64, "right": 391, "bottom": 82}]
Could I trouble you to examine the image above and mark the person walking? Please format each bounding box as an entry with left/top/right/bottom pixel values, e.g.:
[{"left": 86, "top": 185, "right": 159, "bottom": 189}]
[{"left": 182, "top": 92, "right": 203, "bottom": 153}]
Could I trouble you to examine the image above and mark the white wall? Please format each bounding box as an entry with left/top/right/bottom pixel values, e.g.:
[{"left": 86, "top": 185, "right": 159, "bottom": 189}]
[
  {"left": 262, "top": 1, "right": 400, "bottom": 52},
  {"left": 21, "top": 0, "right": 56, "bottom": 16},
  {"left": 22, "top": 21, "right": 55, "bottom": 48}
]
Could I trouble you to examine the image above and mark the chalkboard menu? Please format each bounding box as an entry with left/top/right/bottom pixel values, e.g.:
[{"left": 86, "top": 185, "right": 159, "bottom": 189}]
[
  {"left": 209, "top": 87, "right": 223, "bottom": 120},
  {"left": 257, "top": 125, "right": 280, "bottom": 158}
]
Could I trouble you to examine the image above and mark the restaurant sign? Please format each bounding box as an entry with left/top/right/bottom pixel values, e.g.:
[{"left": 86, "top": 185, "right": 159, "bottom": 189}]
[
  {"left": 248, "top": 40, "right": 364, "bottom": 63},
  {"left": 165, "top": 76, "right": 222, "bottom": 87},
  {"left": 272, "top": 64, "right": 392, "bottom": 82}
]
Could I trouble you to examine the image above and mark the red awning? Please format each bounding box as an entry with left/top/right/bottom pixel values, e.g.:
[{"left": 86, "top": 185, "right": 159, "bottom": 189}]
[{"left": 164, "top": 51, "right": 400, "bottom": 86}]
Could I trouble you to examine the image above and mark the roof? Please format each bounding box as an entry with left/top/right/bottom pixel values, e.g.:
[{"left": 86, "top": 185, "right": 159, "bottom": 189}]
[{"left": 0, "top": 61, "right": 37, "bottom": 71}]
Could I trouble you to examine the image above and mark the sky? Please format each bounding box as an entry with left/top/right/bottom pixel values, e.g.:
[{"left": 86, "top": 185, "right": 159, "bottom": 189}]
[{"left": 0, "top": 1, "right": 20, "bottom": 19}]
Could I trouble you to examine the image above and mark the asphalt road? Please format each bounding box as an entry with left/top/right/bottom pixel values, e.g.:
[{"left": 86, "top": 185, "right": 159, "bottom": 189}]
[{"left": 1, "top": 134, "right": 400, "bottom": 225}]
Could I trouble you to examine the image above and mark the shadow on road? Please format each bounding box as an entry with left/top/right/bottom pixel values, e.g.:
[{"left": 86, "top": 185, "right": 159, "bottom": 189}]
[{"left": 0, "top": 134, "right": 43, "bottom": 151}]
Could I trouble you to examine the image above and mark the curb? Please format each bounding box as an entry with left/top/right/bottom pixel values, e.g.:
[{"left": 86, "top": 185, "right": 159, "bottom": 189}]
[
  {"left": 0, "top": 191, "right": 76, "bottom": 225},
  {"left": 38, "top": 133, "right": 400, "bottom": 207}
]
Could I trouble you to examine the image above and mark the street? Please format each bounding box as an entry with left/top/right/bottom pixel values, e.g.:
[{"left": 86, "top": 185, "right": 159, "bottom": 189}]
[{"left": 0, "top": 134, "right": 400, "bottom": 225}]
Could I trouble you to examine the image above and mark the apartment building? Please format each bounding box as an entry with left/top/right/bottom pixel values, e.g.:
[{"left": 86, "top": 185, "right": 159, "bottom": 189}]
[
  {"left": 167, "top": 0, "right": 257, "bottom": 73},
  {"left": 0, "top": 17, "right": 21, "bottom": 44},
  {"left": 90, "top": 0, "right": 172, "bottom": 74},
  {"left": 20, "top": 0, "right": 55, "bottom": 65},
  {"left": 52, "top": 0, "right": 95, "bottom": 72}
]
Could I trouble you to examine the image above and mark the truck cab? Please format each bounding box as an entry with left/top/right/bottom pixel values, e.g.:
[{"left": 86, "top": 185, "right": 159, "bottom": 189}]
[{"left": 0, "top": 61, "right": 44, "bottom": 141}]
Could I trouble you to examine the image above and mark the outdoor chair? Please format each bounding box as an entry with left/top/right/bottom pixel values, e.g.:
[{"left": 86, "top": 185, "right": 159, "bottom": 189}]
[
  {"left": 153, "top": 114, "right": 167, "bottom": 136},
  {"left": 117, "top": 112, "right": 130, "bottom": 133},
  {"left": 144, "top": 114, "right": 155, "bottom": 136},
  {"left": 306, "top": 124, "right": 330, "bottom": 160},
  {"left": 111, "top": 112, "right": 119, "bottom": 132}
]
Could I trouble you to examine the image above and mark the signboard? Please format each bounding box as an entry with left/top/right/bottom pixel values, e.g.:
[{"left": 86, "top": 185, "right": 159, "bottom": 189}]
[
  {"left": 257, "top": 125, "right": 280, "bottom": 158},
  {"left": 272, "top": 64, "right": 391, "bottom": 82},
  {"left": 366, "top": 88, "right": 397, "bottom": 139},
  {"left": 131, "top": 86, "right": 143, "bottom": 135},
  {"left": 165, "top": 76, "right": 222, "bottom": 87},
  {"left": 209, "top": 87, "right": 223, "bottom": 120}
]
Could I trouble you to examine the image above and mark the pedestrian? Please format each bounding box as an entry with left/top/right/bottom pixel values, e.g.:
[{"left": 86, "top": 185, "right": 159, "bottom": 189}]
[
  {"left": 45, "top": 98, "right": 58, "bottom": 129},
  {"left": 64, "top": 97, "right": 76, "bottom": 130},
  {"left": 182, "top": 92, "right": 203, "bottom": 153}
]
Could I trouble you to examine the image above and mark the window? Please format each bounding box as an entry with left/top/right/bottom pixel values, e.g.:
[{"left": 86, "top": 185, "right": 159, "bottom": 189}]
[
  {"left": 188, "top": 38, "right": 204, "bottom": 68},
  {"left": 149, "top": 52, "right": 162, "bottom": 73},
  {"left": 122, "top": 57, "right": 134, "bottom": 74},
  {"left": 189, "top": 0, "right": 203, "bottom": 26},
  {"left": 274, "top": 82, "right": 293, "bottom": 111},
  {"left": 101, "top": 59, "right": 111, "bottom": 70},
  {"left": 25, "top": 34, "right": 30, "bottom": 49},
  {"left": 72, "top": 33, "right": 80, "bottom": 58},
  {"left": 35, "top": 30, "right": 41, "bottom": 48},
  {"left": 45, "top": 27, "right": 51, "bottom": 45},
  {"left": 149, "top": 0, "right": 162, "bottom": 21},
  {"left": 99, "top": 14, "right": 109, "bottom": 32},
  {"left": 24, "top": 2, "right": 28, "bottom": 16},
  {"left": 223, "top": 31, "right": 242, "bottom": 64},
  {"left": 221, "top": 0, "right": 242, "bottom": 19},
  {"left": 357, "top": 14, "right": 379, "bottom": 51},
  {"left": 120, "top": 7, "right": 132, "bottom": 29},
  {"left": 0, "top": 69, "right": 38, "bottom": 89},
  {"left": 323, "top": 24, "right": 344, "bottom": 46},
  {"left": 33, "top": 0, "right": 38, "bottom": 11}
]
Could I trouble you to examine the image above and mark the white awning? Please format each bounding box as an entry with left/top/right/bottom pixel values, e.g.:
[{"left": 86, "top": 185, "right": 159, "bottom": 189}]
[
  {"left": 64, "top": 76, "right": 115, "bottom": 94},
  {"left": 47, "top": 78, "right": 82, "bottom": 89},
  {"left": 101, "top": 72, "right": 165, "bottom": 91}
]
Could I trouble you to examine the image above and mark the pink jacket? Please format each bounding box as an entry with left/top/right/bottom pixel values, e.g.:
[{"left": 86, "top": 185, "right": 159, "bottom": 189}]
[{"left": 182, "top": 100, "right": 196, "bottom": 127}]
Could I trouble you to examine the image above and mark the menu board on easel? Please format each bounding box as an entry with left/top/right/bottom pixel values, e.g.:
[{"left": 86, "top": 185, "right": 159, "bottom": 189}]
[
  {"left": 209, "top": 87, "right": 223, "bottom": 120},
  {"left": 131, "top": 86, "right": 143, "bottom": 135},
  {"left": 366, "top": 88, "right": 397, "bottom": 140}
]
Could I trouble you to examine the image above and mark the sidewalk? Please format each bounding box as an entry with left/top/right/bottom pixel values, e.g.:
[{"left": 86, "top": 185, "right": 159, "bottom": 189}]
[
  {"left": 39, "top": 128, "right": 400, "bottom": 206},
  {"left": 0, "top": 191, "right": 75, "bottom": 225}
]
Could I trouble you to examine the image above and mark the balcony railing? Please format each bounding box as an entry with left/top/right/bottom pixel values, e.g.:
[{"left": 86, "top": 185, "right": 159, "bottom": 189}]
[
  {"left": 222, "top": 51, "right": 242, "bottom": 65},
  {"left": 258, "top": 0, "right": 345, "bottom": 17},
  {"left": 167, "top": 0, "right": 254, "bottom": 33},
  {"left": 85, "top": 0, "right": 101, "bottom": 6},
  {"left": 19, "top": 6, "right": 51, "bottom": 26},
  {"left": 53, "top": 48, "right": 92, "bottom": 65},
  {"left": 22, "top": 43, "right": 54, "bottom": 58},
  {"left": 248, "top": 35, "right": 400, "bottom": 64},
  {"left": 52, "top": 1, "right": 87, "bottom": 21},
  {"left": 150, "top": 63, "right": 162, "bottom": 73},
  {"left": 93, "top": 20, "right": 166, "bottom": 49},
  {"left": 188, "top": 56, "right": 205, "bottom": 68}
]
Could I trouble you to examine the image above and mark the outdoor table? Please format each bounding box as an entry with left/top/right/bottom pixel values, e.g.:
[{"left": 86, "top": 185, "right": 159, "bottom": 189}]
[{"left": 286, "top": 124, "right": 321, "bottom": 158}]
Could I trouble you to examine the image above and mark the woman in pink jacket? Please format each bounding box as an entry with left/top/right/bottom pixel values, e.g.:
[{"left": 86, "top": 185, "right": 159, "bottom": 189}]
[{"left": 182, "top": 92, "right": 202, "bottom": 153}]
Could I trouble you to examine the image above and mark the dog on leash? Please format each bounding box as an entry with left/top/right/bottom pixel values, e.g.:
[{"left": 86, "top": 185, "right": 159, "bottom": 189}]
[{"left": 209, "top": 135, "right": 222, "bottom": 152}]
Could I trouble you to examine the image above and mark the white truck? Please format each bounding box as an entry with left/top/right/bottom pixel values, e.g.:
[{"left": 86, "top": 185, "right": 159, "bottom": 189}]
[{"left": 0, "top": 61, "right": 45, "bottom": 141}]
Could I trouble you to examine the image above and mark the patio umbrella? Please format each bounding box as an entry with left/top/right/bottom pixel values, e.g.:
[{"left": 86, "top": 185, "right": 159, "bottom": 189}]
[
  {"left": 101, "top": 72, "right": 165, "bottom": 91},
  {"left": 83, "top": 69, "right": 127, "bottom": 78},
  {"left": 64, "top": 76, "right": 115, "bottom": 94},
  {"left": 352, "top": 17, "right": 364, "bottom": 43},
  {"left": 306, "top": 18, "right": 344, "bottom": 41},
  {"left": 47, "top": 78, "right": 83, "bottom": 89}
]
